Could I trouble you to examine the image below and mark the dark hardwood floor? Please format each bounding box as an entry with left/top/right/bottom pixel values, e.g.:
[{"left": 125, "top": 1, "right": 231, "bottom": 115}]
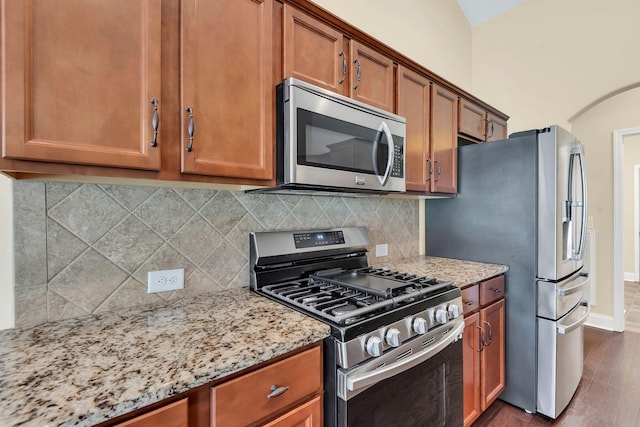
[{"left": 472, "top": 326, "right": 640, "bottom": 427}]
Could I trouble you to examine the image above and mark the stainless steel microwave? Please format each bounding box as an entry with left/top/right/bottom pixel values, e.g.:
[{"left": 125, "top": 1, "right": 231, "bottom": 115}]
[{"left": 271, "top": 78, "right": 406, "bottom": 195}]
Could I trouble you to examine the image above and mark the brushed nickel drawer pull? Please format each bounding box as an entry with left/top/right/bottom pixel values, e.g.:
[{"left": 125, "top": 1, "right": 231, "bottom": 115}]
[
  {"left": 491, "top": 288, "right": 502, "bottom": 293},
  {"left": 267, "top": 384, "right": 289, "bottom": 398},
  {"left": 463, "top": 300, "right": 474, "bottom": 306}
]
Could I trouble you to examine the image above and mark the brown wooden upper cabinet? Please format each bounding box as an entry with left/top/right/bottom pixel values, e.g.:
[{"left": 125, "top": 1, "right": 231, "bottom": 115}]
[
  {"left": 398, "top": 68, "right": 459, "bottom": 195},
  {"left": 431, "top": 84, "right": 458, "bottom": 194},
  {"left": 2, "top": 0, "right": 273, "bottom": 182},
  {"left": 283, "top": 4, "right": 394, "bottom": 112},
  {"left": 397, "top": 65, "right": 431, "bottom": 193},
  {"left": 459, "top": 98, "right": 508, "bottom": 143},
  {"left": 181, "top": 0, "right": 274, "bottom": 180},
  {"left": 2, "top": 0, "right": 162, "bottom": 170}
]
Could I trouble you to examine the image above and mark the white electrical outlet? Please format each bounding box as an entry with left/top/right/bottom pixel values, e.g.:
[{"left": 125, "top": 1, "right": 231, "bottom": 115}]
[
  {"left": 148, "top": 268, "right": 184, "bottom": 293},
  {"left": 375, "top": 243, "right": 388, "bottom": 257}
]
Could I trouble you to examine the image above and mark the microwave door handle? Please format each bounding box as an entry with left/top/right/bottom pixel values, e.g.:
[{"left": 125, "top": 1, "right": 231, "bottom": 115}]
[{"left": 372, "top": 121, "right": 394, "bottom": 186}]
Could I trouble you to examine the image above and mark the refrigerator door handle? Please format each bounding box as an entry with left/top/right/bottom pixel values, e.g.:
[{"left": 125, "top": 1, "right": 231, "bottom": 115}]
[
  {"left": 573, "top": 145, "right": 588, "bottom": 261},
  {"left": 557, "top": 301, "right": 590, "bottom": 335}
]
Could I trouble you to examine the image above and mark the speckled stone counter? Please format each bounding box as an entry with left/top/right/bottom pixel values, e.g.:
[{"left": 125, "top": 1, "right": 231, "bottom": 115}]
[
  {"left": 0, "top": 288, "right": 330, "bottom": 427},
  {"left": 380, "top": 256, "right": 508, "bottom": 288}
]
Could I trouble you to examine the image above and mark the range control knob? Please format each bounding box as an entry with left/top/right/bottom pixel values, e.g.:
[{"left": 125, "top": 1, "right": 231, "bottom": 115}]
[
  {"left": 385, "top": 328, "right": 401, "bottom": 347},
  {"left": 435, "top": 308, "right": 448, "bottom": 325},
  {"left": 413, "top": 317, "right": 428, "bottom": 334},
  {"left": 366, "top": 336, "right": 384, "bottom": 357},
  {"left": 448, "top": 304, "right": 461, "bottom": 319}
]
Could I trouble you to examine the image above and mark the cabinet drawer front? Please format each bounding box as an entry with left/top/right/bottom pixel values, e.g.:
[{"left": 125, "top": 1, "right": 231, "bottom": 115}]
[
  {"left": 115, "top": 398, "right": 188, "bottom": 427},
  {"left": 212, "top": 346, "right": 322, "bottom": 427},
  {"left": 461, "top": 284, "right": 480, "bottom": 315},
  {"left": 479, "top": 276, "right": 505, "bottom": 306}
]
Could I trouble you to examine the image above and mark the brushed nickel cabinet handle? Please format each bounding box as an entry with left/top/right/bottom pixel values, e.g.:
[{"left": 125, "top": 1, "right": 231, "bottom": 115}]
[
  {"left": 149, "top": 98, "right": 159, "bottom": 147},
  {"left": 484, "top": 321, "right": 493, "bottom": 346},
  {"left": 463, "top": 300, "right": 474, "bottom": 306},
  {"left": 338, "top": 51, "right": 346, "bottom": 84},
  {"left": 185, "top": 106, "right": 194, "bottom": 152},
  {"left": 477, "top": 325, "right": 485, "bottom": 352},
  {"left": 267, "top": 384, "right": 289, "bottom": 399},
  {"left": 353, "top": 58, "right": 361, "bottom": 90},
  {"left": 434, "top": 160, "right": 441, "bottom": 182},
  {"left": 426, "top": 158, "right": 432, "bottom": 182}
]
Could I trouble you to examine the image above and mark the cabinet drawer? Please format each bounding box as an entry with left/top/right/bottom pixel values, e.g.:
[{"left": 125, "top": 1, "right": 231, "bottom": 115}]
[
  {"left": 115, "top": 398, "right": 188, "bottom": 427},
  {"left": 479, "top": 275, "right": 505, "bottom": 306},
  {"left": 461, "top": 284, "right": 480, "bottom": 315},
  {"left": 212, "top": 346, "right": 322, "bottom": 427}
]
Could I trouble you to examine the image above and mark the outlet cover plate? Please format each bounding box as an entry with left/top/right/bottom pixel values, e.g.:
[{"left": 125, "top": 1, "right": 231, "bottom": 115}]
[
  {"left": 148, "top": 268, "right": 184, "bottom": 293},
  {"left": 375, "top": 244, "right": 388, "bottom": 257}
]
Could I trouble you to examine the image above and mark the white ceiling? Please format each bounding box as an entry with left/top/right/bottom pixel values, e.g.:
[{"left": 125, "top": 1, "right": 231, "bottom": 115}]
[{"left": 456, "top": 0, "right": 528, "bottom": 26}]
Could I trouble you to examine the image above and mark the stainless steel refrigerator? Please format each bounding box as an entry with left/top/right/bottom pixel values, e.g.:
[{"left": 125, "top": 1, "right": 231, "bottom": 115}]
[{"left": 425, "top": 125, "right": 590, "bottom": 418}]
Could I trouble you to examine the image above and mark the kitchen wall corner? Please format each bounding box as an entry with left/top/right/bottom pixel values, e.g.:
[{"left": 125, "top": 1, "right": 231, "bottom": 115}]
[
  {"left": 0, "top": 174, "right": 14, "bottom": 330},
  {"left": 12, "top": 181, "right": 420, "bottom": 328}
]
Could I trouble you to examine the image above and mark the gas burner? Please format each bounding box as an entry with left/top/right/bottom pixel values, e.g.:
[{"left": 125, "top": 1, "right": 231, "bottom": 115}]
[{"left": 331, "top": 304, "right": 357, "bottom": 316}]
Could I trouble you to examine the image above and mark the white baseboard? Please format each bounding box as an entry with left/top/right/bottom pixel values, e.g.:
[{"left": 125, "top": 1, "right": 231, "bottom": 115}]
[
  {"left": 585, "top": 313, "right": 616, "bottom": 331},
  {"left": 624, "top": 272, "right": 636, "bottom": 281}
]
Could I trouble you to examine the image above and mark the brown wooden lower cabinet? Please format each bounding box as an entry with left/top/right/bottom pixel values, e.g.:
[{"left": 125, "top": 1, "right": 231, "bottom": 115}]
[
  {"left": 211, "top": 345, "right": 322, "bottom": 426},
  {"left": 462, "top": 276, "right": 506, "bottom": 427},
  {"left": 261, "top": 395, "right": 322, "bottom": 427},
  {"left": 114, "top": 398, "right": 189, "bottom": 427}
]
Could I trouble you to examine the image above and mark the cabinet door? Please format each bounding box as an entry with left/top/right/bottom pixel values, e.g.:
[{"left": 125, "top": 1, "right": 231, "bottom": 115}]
[
  {"left": 397, "top": 66, "right": 430, "bottom": 192},
  {"left": 350, "top": 41, "right": 394, "bottom": 113},
  {"left": 283, "top": 5, "right": 347, "bottom": 95},
  {"left": 262, "top": 395, "right": 323, "bottom": 427},
  {"left": 2, "top": 0, "right": 161, "bottom": 170},
  {"left": 181, "top": 0, "right": 273, "bottom": 180},
  {"left": 487, "top": 113, "right": 508, "bottom": 142},
  {"left": 458, "top": 99, "right": 486, "bottom": 142},
  {"left": 463, "top": 313, "right": 482, "bottom": 427},
  {"left": 480, "top": 298, "right": 506, "bottom": 411},
  {"left": 431, "top": 84, "right": 458, "bottom": 193},
  {"left": 115, "top": 399, "right": 188, "bottom": 427}
]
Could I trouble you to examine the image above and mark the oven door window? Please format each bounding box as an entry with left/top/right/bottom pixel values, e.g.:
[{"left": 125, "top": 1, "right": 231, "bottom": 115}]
[
  {"left": 338, "top": 340, "right": 463, "bottom": 427},
  {"left": 297, "top": 109, "right": 403, "bottom": 179}
]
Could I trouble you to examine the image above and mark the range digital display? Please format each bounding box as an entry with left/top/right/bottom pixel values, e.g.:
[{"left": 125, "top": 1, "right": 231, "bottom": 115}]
[{"left": 293, "top": 231, "right": 345, "bottom": 248}]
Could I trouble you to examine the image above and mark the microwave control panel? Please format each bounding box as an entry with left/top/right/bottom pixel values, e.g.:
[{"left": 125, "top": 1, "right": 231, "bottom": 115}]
[{"left": 391, "top": 144, "right": 404, "bottom": 178}]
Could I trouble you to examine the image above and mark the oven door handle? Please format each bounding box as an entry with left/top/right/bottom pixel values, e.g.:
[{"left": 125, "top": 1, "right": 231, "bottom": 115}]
[{"left": 346, "top": 320, "right": 464, "bottom": 393}]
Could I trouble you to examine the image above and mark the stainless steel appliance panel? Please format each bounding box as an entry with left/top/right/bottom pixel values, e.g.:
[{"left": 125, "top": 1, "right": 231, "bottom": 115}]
[
  {"left": 282, "top": 78, "right": 406, "bottom": 193},
  {"left": 537, "top": 270, "right": 589, "bottom": 320},
  {"left": 537, "top": 126, "right": 587, "bottom": 281},
  {"left": 426, "top": 134, "right": 539, "bottom": 413},
  {"left": 537, "top": 301, "right": 589, "bottom": 418}
]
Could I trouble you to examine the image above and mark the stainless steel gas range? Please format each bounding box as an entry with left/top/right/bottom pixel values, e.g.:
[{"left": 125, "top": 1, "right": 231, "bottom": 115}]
[{"left": 250, "top": 227, "right": 464, "bottom": 427}]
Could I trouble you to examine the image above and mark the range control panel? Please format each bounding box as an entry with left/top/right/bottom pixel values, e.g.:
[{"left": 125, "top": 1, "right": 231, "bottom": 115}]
[{"left": 294, "top": 230, "right": 345, "bottom": 248}]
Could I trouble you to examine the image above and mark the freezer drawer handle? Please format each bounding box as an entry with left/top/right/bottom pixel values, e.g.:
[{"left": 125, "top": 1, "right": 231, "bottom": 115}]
[
  {"left": 557, "top": 301, "right": 590, "bottom": 335},
  {"left": 557, "top": 274, "right": 589, "bottom": 297}
]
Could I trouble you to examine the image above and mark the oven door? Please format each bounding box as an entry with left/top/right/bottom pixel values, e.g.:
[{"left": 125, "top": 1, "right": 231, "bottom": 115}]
[
  {"left": 336, "top": 320, "right": 464, "bottom": 427},
  {"left": 283, "top": 78, "right": 406, "bottom": 193}
]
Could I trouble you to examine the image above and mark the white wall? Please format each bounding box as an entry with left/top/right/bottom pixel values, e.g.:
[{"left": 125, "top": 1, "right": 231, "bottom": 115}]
[
  {"left": 311, "top": 0, "right": 473, "bottom": 91},
  {"left": 0, "top": 174, "right": 14, "bottom": 330},
  {"left": 472, "top": 0, "right": 640, "bottom": 133},
  {"left": 571, "top": 87, "right": 640, "bottom": 317}
]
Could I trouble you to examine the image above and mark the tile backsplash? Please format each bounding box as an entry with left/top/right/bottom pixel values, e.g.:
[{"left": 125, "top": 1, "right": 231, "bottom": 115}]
[{"left": 13, "top": 181, "right": 419, "bottom": 328}]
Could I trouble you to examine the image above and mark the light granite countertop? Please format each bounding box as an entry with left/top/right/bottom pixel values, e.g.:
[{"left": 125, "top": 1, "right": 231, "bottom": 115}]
[
  {"left": 0, "top": 288, "right": 330, "bottom": 427},
  {"left": 380, "top": 256, "right": 508, "bottom": 288}
]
